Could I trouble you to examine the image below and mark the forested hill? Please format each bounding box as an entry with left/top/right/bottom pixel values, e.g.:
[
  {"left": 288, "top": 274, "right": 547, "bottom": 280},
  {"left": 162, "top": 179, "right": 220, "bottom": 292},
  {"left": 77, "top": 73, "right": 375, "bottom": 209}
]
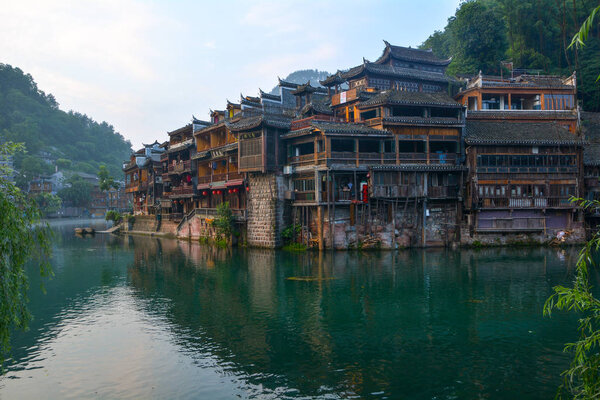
[
  {"left": 421, "top": 0, "right": 600, "bottom": 111},
  {"left": 269, "top": 69, "right": 331, "bottom": 94},
  {"left": 0, "top": 64, "right": 132, "bottom": 178}
]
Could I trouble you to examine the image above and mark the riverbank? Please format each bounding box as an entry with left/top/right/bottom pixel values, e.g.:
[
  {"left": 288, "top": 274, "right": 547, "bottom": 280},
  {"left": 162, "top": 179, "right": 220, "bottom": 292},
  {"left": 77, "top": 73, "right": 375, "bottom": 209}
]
[{"left": 115, "top": 213, "right": 585, "bottom": 250}]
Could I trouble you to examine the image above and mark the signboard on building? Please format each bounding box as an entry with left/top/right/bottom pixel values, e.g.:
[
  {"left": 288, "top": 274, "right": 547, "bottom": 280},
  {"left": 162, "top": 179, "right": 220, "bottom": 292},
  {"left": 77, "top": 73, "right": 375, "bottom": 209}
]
[{"left": 340, "top": 91, "right": 347, "bottom": 104}]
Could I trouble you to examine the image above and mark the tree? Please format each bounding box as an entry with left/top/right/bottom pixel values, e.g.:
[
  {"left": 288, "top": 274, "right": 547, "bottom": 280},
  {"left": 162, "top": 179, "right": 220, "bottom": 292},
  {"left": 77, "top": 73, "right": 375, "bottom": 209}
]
[
  {"left": 544, "top": 199, "right": 600, "bottom": 398},
  {"left": 544, "top": 8, "right": 600, "bottom": 397},
  {"left": 58, "top": 175, "right": 92, "bottom": 208},
  {"left": 32, "top": 192, "right": 62, "bottom": 216},
  {"left": 55, "top": 158, "right": 72, "bottom": 170},
  {"left": 98, "top": 165, "right": 118, "bottom": 192},
  {"left": 0, "top": 142, "right": 52, "bottom": 366}
]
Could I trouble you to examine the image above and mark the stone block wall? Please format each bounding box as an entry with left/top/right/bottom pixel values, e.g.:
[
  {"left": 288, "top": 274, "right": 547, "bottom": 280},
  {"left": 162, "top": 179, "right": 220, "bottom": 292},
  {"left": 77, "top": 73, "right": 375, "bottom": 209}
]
[
  {"left": 246, "top": 173, "right": 287, "bottom": 248},
  {"left": 130, "top": 215, "right": 157, "bottom": 232}
]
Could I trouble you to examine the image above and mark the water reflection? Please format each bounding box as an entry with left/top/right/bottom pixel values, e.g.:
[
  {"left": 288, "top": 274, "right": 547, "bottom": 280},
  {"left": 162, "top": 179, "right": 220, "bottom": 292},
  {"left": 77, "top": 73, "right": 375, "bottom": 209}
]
[{"left": 0, "top": 223, "right": 580, "bottom": 399}]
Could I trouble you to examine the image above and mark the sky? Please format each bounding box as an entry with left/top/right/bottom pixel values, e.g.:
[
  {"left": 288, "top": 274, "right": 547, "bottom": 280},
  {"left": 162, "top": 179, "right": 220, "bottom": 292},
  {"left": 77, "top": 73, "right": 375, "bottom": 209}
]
[{"left": 0, "top": 0, "right": 461, "bottom": 149}]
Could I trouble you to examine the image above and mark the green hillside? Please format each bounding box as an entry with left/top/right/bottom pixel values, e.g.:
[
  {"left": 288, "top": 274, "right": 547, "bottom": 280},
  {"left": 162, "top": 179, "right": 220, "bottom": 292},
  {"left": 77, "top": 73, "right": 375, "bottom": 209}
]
[
  {"left": 421, "top": 0, "right": 600, "bottom": 111},
  {"left": 0, "top": 64, "right": 132, "bottom": 180}
]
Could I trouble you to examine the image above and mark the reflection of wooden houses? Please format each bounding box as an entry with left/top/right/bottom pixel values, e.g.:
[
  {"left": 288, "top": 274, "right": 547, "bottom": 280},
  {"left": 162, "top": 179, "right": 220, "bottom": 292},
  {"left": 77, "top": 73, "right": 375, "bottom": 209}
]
[
  {"left": 161, "top": 124, "right": 195, "bottom": 218},
  {"left": 464, "top": 121, "right": 584, "bottom": 235}
]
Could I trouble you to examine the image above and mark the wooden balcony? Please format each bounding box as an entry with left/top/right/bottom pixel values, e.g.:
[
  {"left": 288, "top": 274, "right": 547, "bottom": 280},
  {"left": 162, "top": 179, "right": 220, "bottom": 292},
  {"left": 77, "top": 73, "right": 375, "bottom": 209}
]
[
  {"left": 168, "top": 160, "right": 192, "bottom": 174},
  {"left": 197, "top": 172, "right": 244, "bottom": 186},
  {"left": 168, "top": 185, "right": 195, "bottom": 197},
  {"left": 240, "top": 155, "right": 262, "bottom": 171},
  {"left": 124, "top": 181, "right": 148, "bottom": 193},
  {"left": 476, "top": 196, "right": 575, "bottom": 209},
  {"left": 286, "top": 152, "right": 458, "bottom": 167}
]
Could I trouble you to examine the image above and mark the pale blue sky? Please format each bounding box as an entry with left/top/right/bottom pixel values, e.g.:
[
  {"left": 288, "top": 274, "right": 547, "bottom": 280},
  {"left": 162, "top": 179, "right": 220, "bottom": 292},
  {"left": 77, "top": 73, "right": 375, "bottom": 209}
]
[{"left": 0, "top": 0, "right": 461, "bottom": 148}]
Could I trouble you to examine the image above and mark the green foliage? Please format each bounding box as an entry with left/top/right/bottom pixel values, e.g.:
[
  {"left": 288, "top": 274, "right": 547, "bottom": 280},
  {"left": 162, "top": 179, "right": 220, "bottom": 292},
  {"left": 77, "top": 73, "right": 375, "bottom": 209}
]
[
  {"left": 13, "top": 152, "right": 54, "bottom": 189},
  {"left": 213, "top": 202, "right": 236, "bottom": 241},
  {"left": 282, "top": 243, "right": 307, "bottom": 252},
  {"left": 0, "top": 64, "right": 132, "bottom": 178},
  {"left": 105, "top": 210, "right": 122, "bottom": 223},
  {"left": 545, "top": 198, "right": 600, "bottom": 398},
  {"left": 32, "top": 192, "right": 62, "bottom": 215},
  {"left": 421, "top": 0, "right": 600, "bottom": 111},
  {"left": 0, "top": 142, "right": 52, "bottom": 366},
  {"left": 55, "top": 158, "right": 71, "bottom": 170},
  {"left": 282, "top": 224, "right": 301, "bottom": 245},
  {"left": 58, "top": 175, "right": 92, "bottom": 207},
  {"left": 98, "top": 165, "right": 118, "bottom": 192}
]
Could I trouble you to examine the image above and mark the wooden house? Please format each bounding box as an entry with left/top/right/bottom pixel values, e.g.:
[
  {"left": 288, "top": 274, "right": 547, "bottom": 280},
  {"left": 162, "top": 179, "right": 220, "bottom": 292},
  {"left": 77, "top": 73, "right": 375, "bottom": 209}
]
[
  {"left": 161, "top": 124, "right": 195, "bottom": 218},
  {"left": 463, "top": 121, "right": 584, "bottom": 235}
]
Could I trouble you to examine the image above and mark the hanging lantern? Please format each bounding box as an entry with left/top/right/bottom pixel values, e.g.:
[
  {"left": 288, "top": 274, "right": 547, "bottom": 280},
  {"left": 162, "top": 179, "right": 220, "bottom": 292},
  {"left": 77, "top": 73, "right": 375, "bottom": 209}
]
[
  {"left": 228, "top": 189, "right": 232, "bottom": 194},
  {"left": 233, "top": 188, "right": 238, "bottom": 193},
  {"left": 246, "top": 186, "right": 250, "bottom": 192},
  {"left": 202, "top": 191, "right": 208, "bottom": 196}
]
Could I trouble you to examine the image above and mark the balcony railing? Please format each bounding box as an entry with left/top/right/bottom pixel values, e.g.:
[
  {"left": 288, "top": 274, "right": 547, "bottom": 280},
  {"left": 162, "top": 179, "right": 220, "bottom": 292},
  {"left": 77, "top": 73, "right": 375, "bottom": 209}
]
[
  {"left": 168, "top": 160, "right": 192, "bottom": 174},
  {"left": 240, "top": 155, "right": 262, "bottom": 170},
  {"left": 168, "top": 185, "right": 195, "bottom": 197},
  {"left": 476, "top": 196, "right": 575, "bottom": 209},
  {"left": 197, "top": 172, "right": 244, "bottom": 185}
]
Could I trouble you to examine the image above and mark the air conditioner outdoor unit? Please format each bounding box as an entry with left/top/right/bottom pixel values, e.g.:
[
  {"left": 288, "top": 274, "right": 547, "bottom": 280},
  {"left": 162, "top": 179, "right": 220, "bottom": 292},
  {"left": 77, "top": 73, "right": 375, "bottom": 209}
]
[{"left": 283, "top": 165, "right": 293, "bottom": 175}]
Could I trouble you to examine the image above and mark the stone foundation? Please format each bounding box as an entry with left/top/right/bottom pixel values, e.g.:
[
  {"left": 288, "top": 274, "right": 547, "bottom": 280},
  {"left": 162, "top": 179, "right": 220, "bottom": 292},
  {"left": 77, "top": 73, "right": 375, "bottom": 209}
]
[
  {"left": 460, "top": 225, "right": 586, "bottom": 247},
  {"left": 246, "top": 173, "right": 286, "bottom": 248}
]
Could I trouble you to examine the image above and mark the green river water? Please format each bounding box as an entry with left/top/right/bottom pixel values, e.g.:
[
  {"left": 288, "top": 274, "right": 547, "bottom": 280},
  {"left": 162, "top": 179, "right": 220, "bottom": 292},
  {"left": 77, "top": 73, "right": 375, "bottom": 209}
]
[{"left": 0, "top": 219, "right": 585, "bottom": 399}]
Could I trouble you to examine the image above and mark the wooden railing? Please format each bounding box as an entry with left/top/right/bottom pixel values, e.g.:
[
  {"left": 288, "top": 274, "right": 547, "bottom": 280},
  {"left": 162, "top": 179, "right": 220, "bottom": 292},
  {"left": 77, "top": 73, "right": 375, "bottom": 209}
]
[
  {"left": 240, "top": 155, "right": 262, "bottom": 170},
  {"left": 477, "top": 196, "right": 575, "bottom": 209},
  {"left": 168, "top": 160, "right": 191, "bottom": 174},
  {"left": 197, "top": 172, "right": 244, "bottom": 185},
  {"left": 168, "top": 185, "right": 195, "bottom": 197}
]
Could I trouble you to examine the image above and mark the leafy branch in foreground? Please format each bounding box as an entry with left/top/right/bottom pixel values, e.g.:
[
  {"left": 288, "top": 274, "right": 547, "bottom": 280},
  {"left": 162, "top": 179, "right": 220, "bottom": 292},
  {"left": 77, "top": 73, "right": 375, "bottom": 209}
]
[
  {"left": 544, "top": 198, "right": 600, "bottom": 398},
  {"left": 0, "top": 142, "right": 53, "bottom": 367},
  {"left": 569, "top": 5, "right": 600, "bottom": 82}
]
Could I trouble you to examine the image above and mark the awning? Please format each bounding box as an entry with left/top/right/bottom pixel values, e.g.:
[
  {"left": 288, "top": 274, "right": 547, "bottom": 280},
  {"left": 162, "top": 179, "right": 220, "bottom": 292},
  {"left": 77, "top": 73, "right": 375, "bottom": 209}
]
[
  {"left": 226, "top": 179, "right": 244, "bottom": 187},
  {"left": 211, "top": 181, "right": 227, "bottom": 189},
  {"left": 198, "top": 183, "right": 210, "bottom": 189}
]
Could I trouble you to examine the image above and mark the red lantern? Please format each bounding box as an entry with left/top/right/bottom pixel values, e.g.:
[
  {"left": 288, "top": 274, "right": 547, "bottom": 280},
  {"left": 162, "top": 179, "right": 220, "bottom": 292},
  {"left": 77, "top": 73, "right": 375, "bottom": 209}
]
[
  {"left": 202, "top": 191, "right": 207, "bottom": 196},
  {"left": 233, "top": 188, "right": 238, "bottom": 193},
  {"left": 246, "top": 186, "right": 250, "bottom": 192},
  {"left": 228, "top": 189, "right": 232, "bottom": 194}
]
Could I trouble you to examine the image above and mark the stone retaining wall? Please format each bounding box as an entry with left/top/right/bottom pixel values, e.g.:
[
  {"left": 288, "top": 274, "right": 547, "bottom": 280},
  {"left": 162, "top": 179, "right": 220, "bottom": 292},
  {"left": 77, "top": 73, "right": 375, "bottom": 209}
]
[{"left": 246, "top": 173, "right": 286, "bottom": 248}]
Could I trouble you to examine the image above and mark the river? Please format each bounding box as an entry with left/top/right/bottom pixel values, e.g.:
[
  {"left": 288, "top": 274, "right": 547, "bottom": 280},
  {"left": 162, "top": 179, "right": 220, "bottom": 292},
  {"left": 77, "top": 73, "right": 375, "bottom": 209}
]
[{"left": 0, "top": 218, "right": 583, "bottom": 399}]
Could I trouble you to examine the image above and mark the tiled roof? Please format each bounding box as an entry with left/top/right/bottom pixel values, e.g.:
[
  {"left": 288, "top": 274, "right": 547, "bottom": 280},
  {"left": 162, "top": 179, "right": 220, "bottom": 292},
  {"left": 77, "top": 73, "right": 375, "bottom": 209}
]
[
  {"left": 382, "top": 116, "right": 463, "bottom": 126},
  {"left": 227, "top": 114, "right": 291, "bottom": 132},
  {"left": 278, "top": 77, "right": 299, "bottom": 89},
  {"left": 375, "top": 41, "right": 452, "bottom": 66},
  {"left": 259, "top": 89, "right": 281, "bottom": 102},
  {"left": 357, "top": 90, "right": 461, "bottom": 108},
  {"left": 291, "top": 81, "right": 328, "bottom": 95},
  {"left": 322, "top": 62, "right": 454, "bottom": 86},
  {"left": 467, "top": 110, "right": 577, "bottom": 120},
  {"left": 311, "top": 121, "right": 391, "bottom": 137},
  {"left": 168, "top": 124, "right": 193, "bottom": 137},
  {"left": 299, "top": 98, "right": 332, "bottom": 116},
  {"left": 465, "top": 121, "right": 583, "bottom": 146}
]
